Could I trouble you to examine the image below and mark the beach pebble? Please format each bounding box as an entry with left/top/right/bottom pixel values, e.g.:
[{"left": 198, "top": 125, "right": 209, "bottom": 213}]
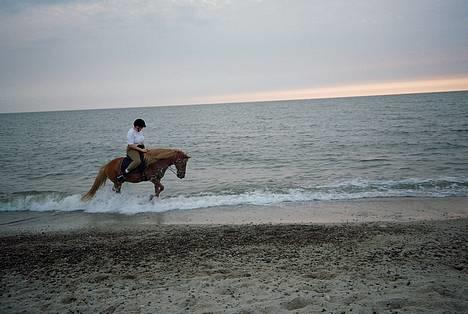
[
  {"left": 453, "top": 264, "right": 464, "bottom": 271},
  {"left": 284, "top": 296, "right": 310, "bottom": 310},
  {"left": 61, "top": 295, "right": 77, "bottom": 304},
  {"left": 92, "top": 274, "right": 109, "bottom": 283}
]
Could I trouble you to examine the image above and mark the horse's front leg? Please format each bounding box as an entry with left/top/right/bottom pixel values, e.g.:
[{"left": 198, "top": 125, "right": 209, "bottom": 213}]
[{"left": 151, "top": 180, "right": 164, "bottom": 199}]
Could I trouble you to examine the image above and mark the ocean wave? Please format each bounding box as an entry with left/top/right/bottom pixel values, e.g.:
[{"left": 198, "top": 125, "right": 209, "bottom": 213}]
[
  {"left": 314, "top": 177, "right": 468, "bottom": 189},
  {"left": 0, "top": 177, "right": 467, "bottom": 214}
]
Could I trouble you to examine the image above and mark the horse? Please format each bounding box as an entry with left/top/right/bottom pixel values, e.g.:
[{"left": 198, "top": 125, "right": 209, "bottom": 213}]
[{"left": 82, "top": 148, "right": 190, "bottom": 201}]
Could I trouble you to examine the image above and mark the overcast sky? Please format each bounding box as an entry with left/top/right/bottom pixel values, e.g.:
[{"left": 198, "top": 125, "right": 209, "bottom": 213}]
[{"left": 1, "top": 0, "right": 467, "bottom": 113}]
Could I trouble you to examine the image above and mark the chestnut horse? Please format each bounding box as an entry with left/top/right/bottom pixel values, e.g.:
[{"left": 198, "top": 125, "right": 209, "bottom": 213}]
[{"left": 82, "top": 148, "right": 190, "bottom": 201}]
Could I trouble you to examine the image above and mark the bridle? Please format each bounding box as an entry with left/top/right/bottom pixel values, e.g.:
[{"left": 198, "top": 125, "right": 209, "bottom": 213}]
[
  {"left": 148, "top": 151, "right": 189, "bottom": 181},
  {"left": 169, "top": 157, "right": 187, "bottom": 177}
]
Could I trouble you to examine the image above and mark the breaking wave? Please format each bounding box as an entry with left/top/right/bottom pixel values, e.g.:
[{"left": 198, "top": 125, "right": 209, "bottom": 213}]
[{"left": 1, "top": 177, "right": 467, "bottom": 214}]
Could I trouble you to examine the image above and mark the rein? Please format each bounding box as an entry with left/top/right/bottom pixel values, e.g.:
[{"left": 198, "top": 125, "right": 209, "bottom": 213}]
[
  {"left": 168, "top": 166, "right": 177, "bottom": 175},
  {"left": 168, "top": 157, "right": 185, "bottom": 176},
  {"left": 149, "top": 164, "right": 177, "bottom": 181}
]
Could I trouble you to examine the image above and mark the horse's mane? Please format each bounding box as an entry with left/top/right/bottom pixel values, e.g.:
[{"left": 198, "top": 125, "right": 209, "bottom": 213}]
[{"left": 144, "top": 148, "right": 187, "bottom": 165}]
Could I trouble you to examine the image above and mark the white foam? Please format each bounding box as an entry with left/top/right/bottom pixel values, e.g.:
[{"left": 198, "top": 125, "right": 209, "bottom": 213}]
[{"left": 1, "top": 177, "right": 467, "bottom": 214}]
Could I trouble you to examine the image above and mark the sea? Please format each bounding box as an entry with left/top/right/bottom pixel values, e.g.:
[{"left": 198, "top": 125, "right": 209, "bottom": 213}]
[{"left": 1, "top": 91, "right": 467, "bottom": 214}]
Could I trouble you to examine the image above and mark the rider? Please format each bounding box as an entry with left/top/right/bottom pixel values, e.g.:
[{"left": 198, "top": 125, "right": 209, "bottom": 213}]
[{"left": 117, "top": 118, "right": 148, "bottom": 182}]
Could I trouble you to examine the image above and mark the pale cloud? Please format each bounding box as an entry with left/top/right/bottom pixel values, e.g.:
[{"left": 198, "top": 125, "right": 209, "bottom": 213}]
[
  {"left": 0, "top": 0, "right": 467, "bottom": 112},
  {"left": 197, "top": 77, "right": 468, "bottom": 104},
  {"left": 0, "top": 0, "right": 234, "bottom": 46}
]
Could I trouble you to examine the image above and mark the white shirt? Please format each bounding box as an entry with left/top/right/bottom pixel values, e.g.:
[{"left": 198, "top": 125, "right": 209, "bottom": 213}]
[{"left": 127, "top": 127, "right": 144, "bottom": 145}]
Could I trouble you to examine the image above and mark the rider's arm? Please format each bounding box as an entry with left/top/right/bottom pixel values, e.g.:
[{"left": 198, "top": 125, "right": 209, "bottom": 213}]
[{"left": 127, "top": 144, "right": 147, "bottom": 152}]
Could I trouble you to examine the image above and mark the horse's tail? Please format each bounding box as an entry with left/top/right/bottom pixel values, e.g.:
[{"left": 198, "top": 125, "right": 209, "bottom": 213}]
[{"left": 81, "top": 165, "right": 107, "bottom": 201}]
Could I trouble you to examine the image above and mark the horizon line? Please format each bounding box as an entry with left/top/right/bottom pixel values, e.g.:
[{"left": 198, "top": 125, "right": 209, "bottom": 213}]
[{"left": 2, "top": 79, "right": 468, "bottom": 114}]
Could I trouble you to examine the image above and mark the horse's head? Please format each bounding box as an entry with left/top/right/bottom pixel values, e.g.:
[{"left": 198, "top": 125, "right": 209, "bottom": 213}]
[{"left": 173, "top": 151, "right": 190, "bottom": 179}]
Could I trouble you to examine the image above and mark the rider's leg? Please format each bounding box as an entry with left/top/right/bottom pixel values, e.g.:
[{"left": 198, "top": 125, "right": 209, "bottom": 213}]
[
  {"left": 117, "top": 149, "right": 142, "bottom": 182},
  {"left": 125, "top": 149, "right": 141, "bottom": 174}
]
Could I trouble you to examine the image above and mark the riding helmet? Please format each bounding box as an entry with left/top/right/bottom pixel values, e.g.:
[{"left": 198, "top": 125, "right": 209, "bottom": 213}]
[{"left": 134, "top": 118, "right": 146, "bottom": 128}]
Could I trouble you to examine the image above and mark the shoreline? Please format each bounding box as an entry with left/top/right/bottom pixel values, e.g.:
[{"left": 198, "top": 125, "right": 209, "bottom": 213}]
[{"left": 0, "top": 196, "right": 467, "bottom": 235}]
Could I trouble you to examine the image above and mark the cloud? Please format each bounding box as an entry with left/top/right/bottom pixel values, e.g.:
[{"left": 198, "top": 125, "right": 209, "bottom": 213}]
[
  {"left": 0, "top": 0, "right": 241, "bottom": 50},
  {"left": 196, "top": 76, "right": 468, "bottom": 104},
  {"left": 1, "top": 0, "right": 467, "bottom": 112}
]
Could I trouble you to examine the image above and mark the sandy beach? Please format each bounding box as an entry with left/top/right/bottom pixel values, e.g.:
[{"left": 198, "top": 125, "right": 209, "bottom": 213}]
[{"left": 1, "top": 198, "right": 467, "bottom": 313}]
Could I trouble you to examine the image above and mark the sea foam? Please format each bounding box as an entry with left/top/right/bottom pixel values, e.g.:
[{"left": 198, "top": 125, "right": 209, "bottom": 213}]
[{"left": 1, "top": 177, "right": 466, "bottom": 214}]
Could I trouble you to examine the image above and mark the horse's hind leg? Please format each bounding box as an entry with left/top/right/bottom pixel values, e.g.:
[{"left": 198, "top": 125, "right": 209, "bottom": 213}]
[{"left": 112, "top": 182, "right": 122, "bottom": 193}]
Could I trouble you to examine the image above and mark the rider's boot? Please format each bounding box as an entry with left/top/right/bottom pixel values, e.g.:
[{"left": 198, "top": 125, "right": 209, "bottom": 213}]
[{"left": 117, "top": 169, "right": 130, "bottom": 183}]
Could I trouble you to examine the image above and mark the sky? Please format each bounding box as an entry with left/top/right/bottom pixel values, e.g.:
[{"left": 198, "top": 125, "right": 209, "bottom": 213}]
[{"left": 0, "top": 0, "right": 467, "bottom": 113}]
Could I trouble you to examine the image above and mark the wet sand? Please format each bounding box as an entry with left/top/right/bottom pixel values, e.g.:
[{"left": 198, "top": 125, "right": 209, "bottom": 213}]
[
  {"left": 1, "top": 198, "right": 467, "bottom": 313},
  {"left": 1, "top": 197, "right": 467, "bottom": 234}
]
